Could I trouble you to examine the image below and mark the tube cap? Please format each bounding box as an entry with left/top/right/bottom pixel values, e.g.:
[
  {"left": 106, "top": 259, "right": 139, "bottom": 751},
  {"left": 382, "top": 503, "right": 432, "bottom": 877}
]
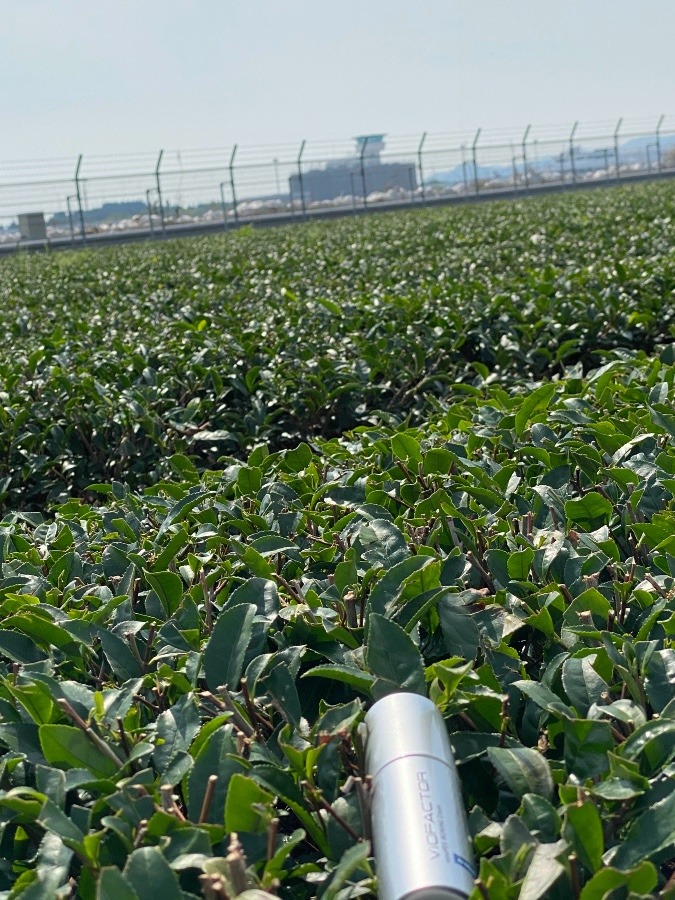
[{"left": 365, "top": 693, "right": 454, "bottom": 777}]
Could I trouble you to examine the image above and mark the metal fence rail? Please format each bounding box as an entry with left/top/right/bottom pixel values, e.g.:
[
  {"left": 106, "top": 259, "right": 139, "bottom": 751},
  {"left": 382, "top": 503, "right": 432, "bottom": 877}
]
[{"left": 1, "top": 115, "right": 673, "bottom": 247}]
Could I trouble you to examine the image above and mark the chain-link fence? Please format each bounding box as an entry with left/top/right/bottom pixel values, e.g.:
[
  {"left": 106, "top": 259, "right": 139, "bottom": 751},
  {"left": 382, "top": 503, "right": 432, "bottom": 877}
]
[{"left": 1, "top": 115, "right": 674, "bottom": 246}]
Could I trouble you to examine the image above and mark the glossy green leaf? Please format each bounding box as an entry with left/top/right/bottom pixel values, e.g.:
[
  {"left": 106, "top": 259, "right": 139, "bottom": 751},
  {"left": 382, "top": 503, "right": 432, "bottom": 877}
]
[
  {"left": 487, "top": 747, "right": 553, "bottom": 800},
  {"left": 97, "top": 867, "right": 141, "bottom": 900},
  {"left": 563, "top": 802, "right": 603, "bottom": 873},
  {"left": 224, "top": 773, "right": 275, "bottom": 834},
  {"left": 611, "top": 787, "right": 675, "bottom": 870},
  {"left": 123, "top": 847, "right": 183, "bottom": 900},
  {"left": 185, "top": 725, "right": 245, "bottom": 823},
  {"left": 203, "top": 603, "right": 256, "bottom": 692},
  {"left": 564, "top": 492, "right": 613, "bottom": 530},
  {"left": 514, "top": 382, "right": 557, "bottom": 438},
  {"left": 365, "top": 613, "right": 426, "bottom": 698},
  {"left": 39, "top": 725, "right": 120, "bottom": 779}
]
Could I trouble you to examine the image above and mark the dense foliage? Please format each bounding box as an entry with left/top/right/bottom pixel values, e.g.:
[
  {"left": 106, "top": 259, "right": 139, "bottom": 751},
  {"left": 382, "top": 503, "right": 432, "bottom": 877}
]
[
  {"left": 0, "top": 183, "right": 673, "bottom": 899},
  {"left": 0, "top": 185, "right": 673, "bottom": 510}
]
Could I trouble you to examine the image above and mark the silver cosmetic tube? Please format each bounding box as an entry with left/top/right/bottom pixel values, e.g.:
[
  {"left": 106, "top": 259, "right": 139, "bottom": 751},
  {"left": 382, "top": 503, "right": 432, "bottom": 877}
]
[{"left": 365, "top": 693, "right": 476, "bottom": 900}]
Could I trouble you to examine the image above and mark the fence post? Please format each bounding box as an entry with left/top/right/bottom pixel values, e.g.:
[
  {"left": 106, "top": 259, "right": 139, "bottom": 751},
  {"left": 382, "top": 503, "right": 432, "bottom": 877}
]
[
  {"left": 655, "top": 114, "right": 665, "bottom": 171},
  {"left": 219, "top": 181, "right": 229, "bottom": 229},
  {"left": 146, "top": 190, "right": 155, "bottom": 237},
  {"left": 297, "top": 139, "right": 307, "bottom": 219},
  {"left": 229, "top": 144, "right": 238, "bottom": 225},
  {"left": 559, "top": 153, "right": 565, "bottom": 184},
  {"left": 155, "top": 149, "right": 165, "bottom": 237},
  {"left": 613, "top": 118, "right": 622, "bottom": 181},
  {"left": 460, "top": 145, "right": 469, "bottom": 193},
  {"left": 74, "top": 154, "right": 86, "bottom": 242},
  {"left": 472, "top": 128, "right": 481, "bottom": 194},
  {"left": 66, "top": 196, "right": 76, "bottom": 245},
  {"left": 521, "top": 124, "right": 531, "bottom": 189},
  {"left": 569, "top": 122, "right": 578, "bottom": 183},
  {"left": 408, "top": 166, "right": 415, "bottom": 198},
  {"left": 417, "top": 131, "right": 427, "bottom": 203},
  {"left": 359, "top": 136, "right": 370, "bottom": 209},
  {"left": 646, "top": 145, "right": 654, "bottom": 173}
]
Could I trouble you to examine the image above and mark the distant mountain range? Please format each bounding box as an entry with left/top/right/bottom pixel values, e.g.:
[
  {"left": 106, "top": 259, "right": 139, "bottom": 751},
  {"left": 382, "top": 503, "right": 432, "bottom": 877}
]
[{"left": 428, "top": 133, "right": 675, "bottom": 185}]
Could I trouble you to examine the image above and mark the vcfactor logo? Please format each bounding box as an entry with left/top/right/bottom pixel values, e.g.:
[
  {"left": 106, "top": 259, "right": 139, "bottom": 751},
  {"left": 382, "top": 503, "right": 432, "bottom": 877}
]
[{"left": 416, "top": 771, "right": 441, "bottom": 861}]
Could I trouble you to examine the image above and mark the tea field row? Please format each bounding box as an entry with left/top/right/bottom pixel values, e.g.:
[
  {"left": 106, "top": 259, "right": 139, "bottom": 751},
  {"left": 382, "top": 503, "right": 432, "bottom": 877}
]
[
  {"left": 0, "top": 182, "right": 673, "bottom": 898},
  {"left": 0, "top": 182, "right": 672, "bottom": 509}
]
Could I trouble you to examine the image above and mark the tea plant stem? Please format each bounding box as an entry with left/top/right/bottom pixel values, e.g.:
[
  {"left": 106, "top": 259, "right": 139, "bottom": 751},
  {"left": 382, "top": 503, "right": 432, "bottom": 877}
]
[
  {"left": 200, "top": 568, "right": 213, "bottom": 633},
  {"left": 240, "top": 676, "right": 273, "bottom": 735},
  {"left": 559, "top": 582, "right": 574, "bottom": 604},
  {"left": 134, "top": 693, "right": 159, "bottom": 713},
  {"left": 344, "top": 591, "right": 358, "bottom": 628},
  {"left": 133, "top": 820, "right": 148, "bottom": 849},
  {"left": 160, "top": 784, "right": 187, "bottom": 821},
  {"left": 266, "top": 817, "right": 279, "bottom": 861},
  {"left": 216, "top": 685, "right": 256, "bottom": 738},
  {"left": 226, "top": 834, "right": 249, "bottom": 895},
  {"left": 568, "top": 852, "right": 581, "bottom": 897},
  {"left": 466, "top": 551, "right": 496, "bottom": 593},
  {"left": 301, "top": 780, "right": 362, "bottom": 842},
  {"left": 56, "top": 698, "right": 124, "bottom": 767},
  {"left": 126, "top": 633, "right": 145, "bottom": 672},
  {"left": 116, "top": 717, "right": 131, "bottom": 758},
  {"left": 475, "top": 879, "right": 490, "bottom": 899},
  {"left": 458, "top": 712, "right": 478, "bottom": 731},
  {"left": 353, "top": 778, "right": 371, "bottom": 841},
  {"left": 198, "top": 775, "right": 218, "bottom": 824},
  {"left": 142, "top": 623, "right": 156, "bottom": 669},
  {"left": 645, "top": 573, "right": 668, "bottom": 598},
  {"left": 274, "top": 572, "right": 310, "bottom": 609},
  {"left": 661, "top": 869, "right": 675, "bottom": 893},
  {"left": 499, "top": 697, "right": 510, "bottom": 747},
  {"left": 198, "top": 874, "right": 228, "bottom": 900}
]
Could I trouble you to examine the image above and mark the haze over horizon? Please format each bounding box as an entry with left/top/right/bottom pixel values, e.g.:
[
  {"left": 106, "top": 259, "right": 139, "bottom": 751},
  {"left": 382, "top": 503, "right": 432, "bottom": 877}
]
[{"left": 2, "top": 0, "right": 674, "bottom": 163}]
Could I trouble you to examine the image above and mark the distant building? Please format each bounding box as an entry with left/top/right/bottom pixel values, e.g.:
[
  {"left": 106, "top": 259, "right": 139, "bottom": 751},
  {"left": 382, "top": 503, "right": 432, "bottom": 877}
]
[
  {"left": 18, "top": 213, "right": 47, "bottom": 240},
  {"left": 289, "top": 135, "right": 417, "bottom": 203}
]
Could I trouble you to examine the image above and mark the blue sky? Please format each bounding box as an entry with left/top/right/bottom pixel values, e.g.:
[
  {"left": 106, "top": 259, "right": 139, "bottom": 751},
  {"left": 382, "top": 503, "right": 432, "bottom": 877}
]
[{"left": 1, "top": 1, "right": 673, "bottom": 160}]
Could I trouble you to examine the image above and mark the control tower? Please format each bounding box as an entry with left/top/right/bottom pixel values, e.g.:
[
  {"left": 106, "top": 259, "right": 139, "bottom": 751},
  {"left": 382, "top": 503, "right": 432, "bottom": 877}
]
[
  {"left": 289, "top": 133, "right": 416, "bottom": 203},
  {"left": 355, "top": 135, "right": 385, "bottom": 165}
]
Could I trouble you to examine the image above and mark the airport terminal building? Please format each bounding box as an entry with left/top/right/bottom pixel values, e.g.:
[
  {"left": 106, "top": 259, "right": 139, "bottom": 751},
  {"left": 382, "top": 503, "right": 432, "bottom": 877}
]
[{"left": 289, "top": 135, "right": 417, "bottom": 202}]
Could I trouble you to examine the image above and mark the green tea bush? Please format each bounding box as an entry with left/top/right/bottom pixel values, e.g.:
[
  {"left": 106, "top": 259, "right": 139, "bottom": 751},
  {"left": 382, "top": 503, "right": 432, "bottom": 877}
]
[
  {"left": 0, "top": 182, "right": 672, "bottom": 898},
  {"left": 0, "top": 183, "right": 672, "bottom": 509}
]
